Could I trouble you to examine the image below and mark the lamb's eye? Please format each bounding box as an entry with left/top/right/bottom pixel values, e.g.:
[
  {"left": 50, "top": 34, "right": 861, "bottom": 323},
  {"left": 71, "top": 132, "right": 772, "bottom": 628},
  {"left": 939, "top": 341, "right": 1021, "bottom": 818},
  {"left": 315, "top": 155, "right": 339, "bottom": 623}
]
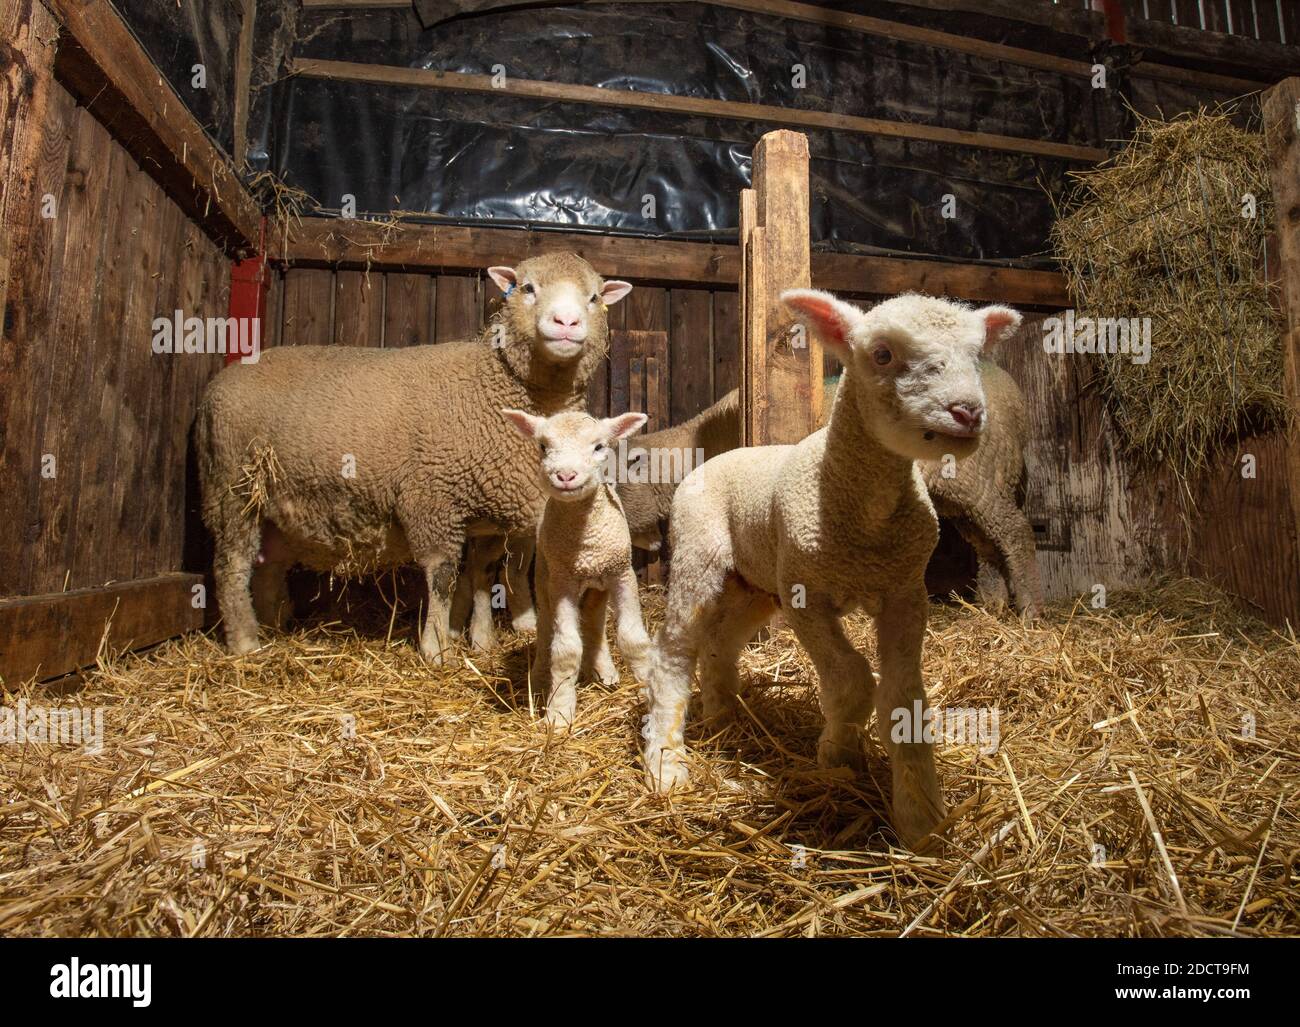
[
  {"left": 538, "top": 443, "right": 547, "bottom": 455},
  {"left": 523, "top": 283, "right": 535, "bottom": 294},
  {"left": 589, "top": 294, "right": 598, "bottom": 304},
  {"left": 872, "top": 346, "right": 893, "bottom": 366},
  {"left": 594, "top": 443, "right": 606, "bottom": 454}
]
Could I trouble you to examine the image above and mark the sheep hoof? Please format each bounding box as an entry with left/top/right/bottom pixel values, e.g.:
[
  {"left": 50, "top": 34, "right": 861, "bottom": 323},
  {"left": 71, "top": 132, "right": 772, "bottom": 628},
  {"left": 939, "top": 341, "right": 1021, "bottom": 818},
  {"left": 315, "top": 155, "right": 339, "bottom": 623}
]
[
  {"left": 227, "top": 635, "right": 260, "bottom": 657},
  {"left": 544, "top": 705, "right": 576, "bottom": 731},
  {"left": 469, "top": 628, "right": 497, "bottom": 652},
  {"left": 419, "top": 643, "right": 449, "bottom": 667},
  {"left": 893, "top": 803, "right": 946, "bottom": 852},
  {"left": 592, "top": 652, "right": 620, "bottom": 687},
  {"left": 644, "top": 748, "right": 691, "bottom": 793},
  {"left": 817, "top": 726, "right": 867, "bottom": 773},
  {"left": 511, "top": 610, "right": 538, "bottom": 633}
]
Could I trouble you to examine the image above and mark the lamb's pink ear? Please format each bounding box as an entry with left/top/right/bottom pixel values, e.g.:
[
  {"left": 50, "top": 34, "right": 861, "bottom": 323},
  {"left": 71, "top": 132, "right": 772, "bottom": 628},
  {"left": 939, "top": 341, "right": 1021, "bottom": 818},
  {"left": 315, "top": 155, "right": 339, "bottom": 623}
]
[
  {"left": 781, "top": 288, "right": 860, "bottom": 361},
  {"left": 501, "top": 408, "right": 543, "bottom": 439},
  {"left": 978, "top": 305, "right": 1022, "bottom": 349},
  {"left": 604, "top": 411, "right": 648, "bottom": 441},
  {"left": 601, "top": 280, "right": 633, "bottom": 306},
  {"left": 487, "top": 266, "right": 517, "bottom": 295}
]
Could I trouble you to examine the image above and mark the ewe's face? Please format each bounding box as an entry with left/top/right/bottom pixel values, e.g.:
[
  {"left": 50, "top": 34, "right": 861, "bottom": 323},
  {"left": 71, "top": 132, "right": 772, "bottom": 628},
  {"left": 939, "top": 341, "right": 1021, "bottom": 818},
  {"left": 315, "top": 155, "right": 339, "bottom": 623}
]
[
  {"left": 783, "top": 290, "right": 1021, "bottom": 463},
  {"left": 501, "top": 409, "right": 648, "bottom": 503},
  {"left": 488, "top": 256, "right": 632, "bottom": 363}
]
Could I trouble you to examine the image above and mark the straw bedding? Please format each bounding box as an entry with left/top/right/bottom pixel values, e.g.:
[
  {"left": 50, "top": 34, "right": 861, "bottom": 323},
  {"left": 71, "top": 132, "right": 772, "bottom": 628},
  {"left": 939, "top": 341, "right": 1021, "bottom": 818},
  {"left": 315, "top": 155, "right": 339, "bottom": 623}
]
[{"left": 2, "top": 580, "right": 1296, "bottom": 937}]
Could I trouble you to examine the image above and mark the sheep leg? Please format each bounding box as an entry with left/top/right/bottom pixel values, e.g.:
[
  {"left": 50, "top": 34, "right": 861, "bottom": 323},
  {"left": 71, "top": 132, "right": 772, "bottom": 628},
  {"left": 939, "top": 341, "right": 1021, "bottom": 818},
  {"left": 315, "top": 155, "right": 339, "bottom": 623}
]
[
  {"left": 971, "top": 498, "right": 1043, "bottom": 620},
  {"left": 697, "top": 576, "right": 776, "bottom": 721},
  {"left": 545, "top": 592, "right": 584, "bottom": 729},
  {"left": 468, "top": 536, "right": 506, "bottom": 651},
  {"left": 417, "top": 554, "right": 457, "bottom": 666},
  {"left": 610, "top": 565, "right": 653, "bottom": 683},
  {"left": 954, "top": 521, "right": 1010, "bottom": 612},
  {"left": 642, "top": 556, "right": 729, "bottom": 793},
  {"left": 213, "top": 517, "right": 262, "bottom": 655},
  {"left": 505, "top": 534, "right": 537, "bottom": 632},
  {"left": 529, "top": 548, "right": 553, "bottom": 708},
  {"left": 784, "top": 604, "right": 875, "bottom": 773},
  {"left": 874, "top": 586, "right": 946, "bottom": 849},
  {"left": 578, "top": 587, "right": 618, "bottom": 686},
  {"left": 250, "top": 562, "right": 291, "bottom": 631},
  {"left": 448, "top": 543, "right": 473, "bottom": 640}
]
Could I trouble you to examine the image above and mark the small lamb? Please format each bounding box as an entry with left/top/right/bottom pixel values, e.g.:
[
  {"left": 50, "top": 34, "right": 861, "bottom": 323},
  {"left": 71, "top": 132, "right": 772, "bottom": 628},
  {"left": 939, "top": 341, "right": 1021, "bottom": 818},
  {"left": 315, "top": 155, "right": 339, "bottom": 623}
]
[
  {"left": 502, "top": 408, "right": 654, "bottom": 728},
  {"left": 641, "top": 289, "right": 1021, "bottom": 849}
]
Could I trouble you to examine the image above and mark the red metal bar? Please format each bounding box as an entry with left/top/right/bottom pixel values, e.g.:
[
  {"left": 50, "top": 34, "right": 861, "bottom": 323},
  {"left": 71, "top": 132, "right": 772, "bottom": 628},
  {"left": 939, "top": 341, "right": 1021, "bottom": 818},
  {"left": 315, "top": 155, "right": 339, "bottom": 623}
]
[
  {"left": 227, "top": 217, "right": 269, "bottom": 365},
  {"left": 1096, "top": 0, "right": 1128, "bottom": 42}
]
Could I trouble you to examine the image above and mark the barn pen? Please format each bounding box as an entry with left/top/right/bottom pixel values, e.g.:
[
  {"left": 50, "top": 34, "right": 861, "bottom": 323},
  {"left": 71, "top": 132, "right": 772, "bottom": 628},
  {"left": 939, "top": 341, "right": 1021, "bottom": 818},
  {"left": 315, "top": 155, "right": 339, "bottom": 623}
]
[{"left": 1, "top": 0, "right": 1299, "bottom": 939}]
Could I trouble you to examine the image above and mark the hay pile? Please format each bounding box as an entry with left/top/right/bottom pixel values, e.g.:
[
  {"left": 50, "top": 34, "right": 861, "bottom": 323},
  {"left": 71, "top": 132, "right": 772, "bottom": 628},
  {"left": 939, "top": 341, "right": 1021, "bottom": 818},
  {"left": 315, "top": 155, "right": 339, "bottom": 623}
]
[
  {"left": 2, "top": 581, "right": 1297, "bottom": 937},
  {"left": 1052, "top": 109, "right": 1286, "bottom": 480}
]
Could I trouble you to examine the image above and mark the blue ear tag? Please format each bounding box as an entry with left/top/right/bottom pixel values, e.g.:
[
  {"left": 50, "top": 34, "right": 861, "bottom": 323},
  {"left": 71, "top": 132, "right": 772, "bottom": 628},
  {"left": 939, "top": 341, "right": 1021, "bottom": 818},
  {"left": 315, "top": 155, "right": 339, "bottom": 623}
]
[{"left": 504, "top": 283, "right": 515, "bottom": 297}]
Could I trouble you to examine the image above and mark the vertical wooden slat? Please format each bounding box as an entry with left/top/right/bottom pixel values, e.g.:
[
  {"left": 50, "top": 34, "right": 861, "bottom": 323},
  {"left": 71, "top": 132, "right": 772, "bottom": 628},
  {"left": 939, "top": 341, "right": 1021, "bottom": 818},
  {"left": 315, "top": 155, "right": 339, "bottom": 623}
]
[
  {"left": 434, "top": 273, "right": 480, "bottom": 342},
  {"left": 282, "top": 269, "right": 335, "bottom": 345},
  {"left": 669, "top": 289, "right": 713, "bottom": 424},
  {"left": 739, "top": 188, "right": 757, "bottom": 445},
  {"left": 1282, "top": 0, "right": 1300, "bottom": 41},
  {"left": 29, "top": 106, "right": 114, "bottom": 593},
  {"left": 382, "top": 272, "right": 434, "bottom": 347},
  {"left": 334, "top": 269, "right": 383, "bottom": 346},
  {"left": 0, "top": 16, "right": 62, "bottom": 596},
  {"left": 712, "top": 291, "right": 739, "bottom": 402},
  {"left": 1253, "top": 0, "right": 1283, "bottom": 39},
  {"left": 1171, "top": 0, "right": 1204, "bottom": 26},
  {"left": 263, "top": 265, "right": 284, "bottom": 348},
  {"left": 1262, "top": 77, "right": 1300, "bottom": 605},
  {"left": 72, "top": 141, "right": 134, "bottom": 587}
]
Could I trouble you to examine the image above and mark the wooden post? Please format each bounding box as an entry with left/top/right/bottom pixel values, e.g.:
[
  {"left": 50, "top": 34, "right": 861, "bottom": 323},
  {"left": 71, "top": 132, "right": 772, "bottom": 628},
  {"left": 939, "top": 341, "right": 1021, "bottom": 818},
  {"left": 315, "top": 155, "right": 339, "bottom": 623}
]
[
  {"left": 740, "top": 130, "right": 819, "bottom": 446},
  {"left": 1263, "top": 78, "right": 1300, "bottom": 567}
]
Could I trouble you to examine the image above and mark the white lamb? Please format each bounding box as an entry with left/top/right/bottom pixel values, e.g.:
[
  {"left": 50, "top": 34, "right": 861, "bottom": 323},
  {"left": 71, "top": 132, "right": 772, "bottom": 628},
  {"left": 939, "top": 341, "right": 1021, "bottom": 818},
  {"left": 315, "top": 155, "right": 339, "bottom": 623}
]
[
  {"left": 641, "top": 289, "right": 1022, "bottom": 849},
  {"left": 502, "top": 408, "right": 654, "bottom": 728}
]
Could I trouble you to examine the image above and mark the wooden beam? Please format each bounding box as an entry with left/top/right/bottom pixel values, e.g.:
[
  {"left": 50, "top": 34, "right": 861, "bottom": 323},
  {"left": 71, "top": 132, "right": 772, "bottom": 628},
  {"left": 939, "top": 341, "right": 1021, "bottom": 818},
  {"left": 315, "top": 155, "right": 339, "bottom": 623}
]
[
  {"left": 0, "top": 573, "right": 204, "bottom": 685},
  {"left": 232, "top": 0, "right": 256, "bottom": 170},
  {"left": 280, "top": 216, "right": 1072, "bottom": 307},
  {"left": 292, "top": 58, "right": 1111, "bottom": 163},
  {"left": 45, "top": 0, "right": 262, "bottom": 252},
  {"left": 1262, "top": 77, "right": 1300, "bottom": 577},
  {"left": 744, "top": 130, "right": 818, "bottom": 445}
]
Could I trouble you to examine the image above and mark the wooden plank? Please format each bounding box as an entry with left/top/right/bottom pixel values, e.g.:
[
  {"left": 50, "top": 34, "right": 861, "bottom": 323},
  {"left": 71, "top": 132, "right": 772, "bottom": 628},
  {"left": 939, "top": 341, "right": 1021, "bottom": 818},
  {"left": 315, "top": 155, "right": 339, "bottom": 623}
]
[
  {"left": 742, "top": 225, "right": 766, "bottom": 447},
  {"left": 28, "top": 104, "right": 113, "bottom": 594},
  {"left": 282, "top": 217, "right": 1072, "bottom": 308},
  {"left": 1254, "top": 0, "right": 1284, "bottom": 42},
  {"left": 264, "top": 265, "right": 284, "bottom": 348},
  {"left": 0, "top": 0, "right": 60, "bottom": 597},
  {"left": 0, "top": 0, "right": 56, "bottom": 349},
  {"left": 750, "top": 130, "right": 818, "bottom": 445},
  {"left": 434, "top": 273, "right": 480, "bottom": 342},
  {"left": 292, "top": 58, "right": 1111, "bottom": 163},
  {"left": 71, "top": 139, "right": 134, "bottom": 589},
  {"left": 1262, "top": 76, "right": 1300, "bottom": 586},
  {"left": 334, "top": 269, "right": 383, "bottom": 346},
  {"left": 382, "top": 272, "right": 434, "bottom": 347},
  {"left": 0, "top": 573, "right": 204, "bottom": 684},
  {"left": 281, "top": 269, "right": 335, "bottom": 345},
  {"left": 47, "top": 0, "right": 261, "bottom": 251},
  {"left": 622, "top": 289, "right": 669, "bottom": 425},
  {"left": 232, "top": 0, "right": 256, "bottom": 165},
  {"left": 712, "top": 291, "right": 740, "bottom": 401},
  {"left": 669, "top": 289, "right": 713, "bottom": 423}
]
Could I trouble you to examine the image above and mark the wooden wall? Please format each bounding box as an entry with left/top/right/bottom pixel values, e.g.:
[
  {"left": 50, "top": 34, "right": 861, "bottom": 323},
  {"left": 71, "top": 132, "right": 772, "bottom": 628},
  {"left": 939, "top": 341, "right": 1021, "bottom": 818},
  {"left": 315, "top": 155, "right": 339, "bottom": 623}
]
[
  {"left": 0, "top": 80, "right": 229, "bottom": 599},
  {"left": 265, "top": 267, "right": 740, "bottom": 425},
  {"left": 999, "top": 315, "right": 1300, "bottom": 625}
]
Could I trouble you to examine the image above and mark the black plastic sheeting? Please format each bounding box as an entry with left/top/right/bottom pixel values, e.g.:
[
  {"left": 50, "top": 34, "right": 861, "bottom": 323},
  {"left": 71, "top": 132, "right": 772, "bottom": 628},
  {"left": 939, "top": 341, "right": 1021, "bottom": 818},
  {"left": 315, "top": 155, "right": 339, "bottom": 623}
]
[
  {"left": 252, "top": 2, "right": 1245, "bottom": 265},
  {"left": 111, "top": 0, "right": 244, "bottom": 156}
]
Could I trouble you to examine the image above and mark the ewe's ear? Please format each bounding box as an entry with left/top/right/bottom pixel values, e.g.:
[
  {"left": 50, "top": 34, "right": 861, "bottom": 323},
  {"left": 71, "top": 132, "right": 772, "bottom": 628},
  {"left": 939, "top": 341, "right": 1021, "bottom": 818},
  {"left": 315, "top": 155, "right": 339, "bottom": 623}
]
[
  {"left": 781, "top": 289, "right": 861, "bottom": 362},
  {"left": 604, "top": 412, "right": 648, "bottom": 441},
  {"left": 601, "top": 280, "right": 633, "bottom": 306},
  {"left": 978, "top": 305, "right": 1022, "bottom": 349},
  {"left": 487, "top": 266, "right": 518, "bottom": 295},
  {"left": 501, "top": 408, "right": 544, "bottom": 440}
]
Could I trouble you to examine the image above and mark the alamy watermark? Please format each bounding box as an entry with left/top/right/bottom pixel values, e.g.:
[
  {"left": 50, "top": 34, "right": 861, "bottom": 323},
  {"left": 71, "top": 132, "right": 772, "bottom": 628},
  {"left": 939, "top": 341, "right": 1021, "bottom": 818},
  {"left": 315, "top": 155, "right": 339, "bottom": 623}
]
[
  {"left": 600, "top": 442, "right": 705, "bottom": 485},
  {"left": 152, "top": 310, "right": 260, "bottom": 363},
  {"left": 1, "top": 699, "right": 104, "bottom": 754},
  {"left": 890, "top": 700, "right": 1000, "bottom": 755},
  {"left": 1043, "top": 310, "right": 1151, "bottom": 365}
]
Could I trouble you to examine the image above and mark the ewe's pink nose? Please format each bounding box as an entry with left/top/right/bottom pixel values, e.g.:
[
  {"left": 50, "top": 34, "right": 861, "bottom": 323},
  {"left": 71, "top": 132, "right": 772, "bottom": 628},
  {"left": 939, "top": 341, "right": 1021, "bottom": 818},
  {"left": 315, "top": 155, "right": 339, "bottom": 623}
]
[
  {"left": 552, "top": 310, "right": 581, "bottom": 328},
  {"left": 948, "top": 403, "right": 984, "bottom": 429},
  {"left": 555, "top": 470, "right": 577, "bottom": 483}
]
